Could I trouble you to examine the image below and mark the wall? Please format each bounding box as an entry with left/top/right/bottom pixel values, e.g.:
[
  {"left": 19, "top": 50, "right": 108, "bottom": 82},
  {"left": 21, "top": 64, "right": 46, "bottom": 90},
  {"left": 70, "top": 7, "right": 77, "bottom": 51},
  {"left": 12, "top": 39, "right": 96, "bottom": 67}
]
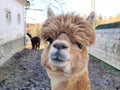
[
  {"left": 0, "top": 0, "right": 26, "bottom": 65},
  {"left": 89, "top": 28, "right": 120, "bottom": 70},
  {"left": 0, "top": 0, "right": 25, "bottom": 45},
  {"left": 0, "top": 38, "right": 24, "bottom": 65}
]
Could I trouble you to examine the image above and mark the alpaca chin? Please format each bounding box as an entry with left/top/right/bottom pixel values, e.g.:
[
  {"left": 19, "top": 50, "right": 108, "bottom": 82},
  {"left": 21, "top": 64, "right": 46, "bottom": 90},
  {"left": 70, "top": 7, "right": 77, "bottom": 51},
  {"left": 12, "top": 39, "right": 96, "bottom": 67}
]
[
  {"left": 49, "top": 58, "right": 69, "bottom": 68},
  {"left": 49, "top": 59, "right": 72, "bottom": 74}
]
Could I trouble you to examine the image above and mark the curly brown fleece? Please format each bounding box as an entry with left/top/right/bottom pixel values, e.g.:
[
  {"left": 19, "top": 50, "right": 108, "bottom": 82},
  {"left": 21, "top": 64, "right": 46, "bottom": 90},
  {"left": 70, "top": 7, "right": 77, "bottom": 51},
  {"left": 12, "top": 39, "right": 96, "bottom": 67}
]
[{"left": 41, "top": 13, "right": 95, "bottom": 47}]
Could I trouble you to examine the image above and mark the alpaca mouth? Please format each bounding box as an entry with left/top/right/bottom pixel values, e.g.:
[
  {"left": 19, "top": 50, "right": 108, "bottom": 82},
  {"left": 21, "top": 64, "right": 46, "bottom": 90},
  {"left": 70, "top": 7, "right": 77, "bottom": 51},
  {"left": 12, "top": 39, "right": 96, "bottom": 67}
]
[
  {"left": 51, "top": 56, "right": 66, "bottom": 62},
  {"left": 50, "top": 50, "right": 70, "bottom": 62},
  {"left": 50, "top": 56, "right": 69, "bottom": 67}
]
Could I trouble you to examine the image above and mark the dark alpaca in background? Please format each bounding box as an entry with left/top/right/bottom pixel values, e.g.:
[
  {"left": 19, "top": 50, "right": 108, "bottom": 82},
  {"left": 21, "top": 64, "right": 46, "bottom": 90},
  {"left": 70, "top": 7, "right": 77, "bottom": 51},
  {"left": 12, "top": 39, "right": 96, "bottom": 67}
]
[{"left": 27, "top": 33, "right": 40, "bottom": 50}]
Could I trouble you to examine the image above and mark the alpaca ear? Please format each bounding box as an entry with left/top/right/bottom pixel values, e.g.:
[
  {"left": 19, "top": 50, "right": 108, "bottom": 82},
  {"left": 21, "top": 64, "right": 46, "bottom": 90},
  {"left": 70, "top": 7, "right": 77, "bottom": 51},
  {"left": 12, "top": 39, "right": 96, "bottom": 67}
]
[
  {"left": 87, "top": 12, "right": 96, "bottom": 25},
  {"left": 47, "top": 8, "right": 55, "bottom": 19}
]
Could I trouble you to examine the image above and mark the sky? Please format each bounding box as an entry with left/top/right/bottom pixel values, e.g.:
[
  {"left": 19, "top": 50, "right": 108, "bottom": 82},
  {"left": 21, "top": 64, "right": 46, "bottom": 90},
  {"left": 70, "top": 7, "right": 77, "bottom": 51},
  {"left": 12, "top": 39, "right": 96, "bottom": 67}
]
[{"left": 26, "top": 0, "right": 120, "bottom": 23}]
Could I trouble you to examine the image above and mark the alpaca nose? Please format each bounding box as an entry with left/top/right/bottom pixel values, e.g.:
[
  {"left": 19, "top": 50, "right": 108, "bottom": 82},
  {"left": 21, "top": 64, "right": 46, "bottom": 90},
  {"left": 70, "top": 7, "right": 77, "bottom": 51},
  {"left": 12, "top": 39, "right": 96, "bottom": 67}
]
[{"left": 53, "top": 43, "right": 68, "bottom": 50}]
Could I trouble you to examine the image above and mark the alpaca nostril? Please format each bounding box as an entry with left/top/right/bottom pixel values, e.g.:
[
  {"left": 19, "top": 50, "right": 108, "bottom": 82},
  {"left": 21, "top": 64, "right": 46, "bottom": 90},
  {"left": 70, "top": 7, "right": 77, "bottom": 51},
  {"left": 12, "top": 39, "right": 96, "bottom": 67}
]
[
  {"left": 53, "top": 43, "right": 68, "bottom": 49},
  {"left": 62, "top": 45, "right": 68, "bottom": 49}
]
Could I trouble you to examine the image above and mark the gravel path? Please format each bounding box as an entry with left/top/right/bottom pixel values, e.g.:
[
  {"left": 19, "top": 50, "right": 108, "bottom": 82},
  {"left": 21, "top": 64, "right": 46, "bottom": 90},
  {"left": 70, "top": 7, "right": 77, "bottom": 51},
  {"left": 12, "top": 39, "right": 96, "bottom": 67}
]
[{"left": 0, "top": 48, "right": 120, "bottom": 90}]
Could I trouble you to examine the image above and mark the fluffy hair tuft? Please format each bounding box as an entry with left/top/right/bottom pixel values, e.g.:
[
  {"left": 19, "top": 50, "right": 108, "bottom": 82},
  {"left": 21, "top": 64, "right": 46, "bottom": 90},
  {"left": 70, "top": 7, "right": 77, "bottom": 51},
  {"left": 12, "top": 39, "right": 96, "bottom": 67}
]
[{"left": 41, "top": 13, "right": 95, "bottom": 46}]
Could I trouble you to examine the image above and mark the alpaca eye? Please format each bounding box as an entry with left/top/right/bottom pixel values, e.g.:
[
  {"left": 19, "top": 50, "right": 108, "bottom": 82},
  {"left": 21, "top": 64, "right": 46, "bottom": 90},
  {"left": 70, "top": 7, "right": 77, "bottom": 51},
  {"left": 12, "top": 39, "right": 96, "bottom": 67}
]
[
  {"left": 76, "top": 43, "right": 83, "bottom": 49},
  {"left": 46, "top": 37, "right": 53, "bottom": 44}
]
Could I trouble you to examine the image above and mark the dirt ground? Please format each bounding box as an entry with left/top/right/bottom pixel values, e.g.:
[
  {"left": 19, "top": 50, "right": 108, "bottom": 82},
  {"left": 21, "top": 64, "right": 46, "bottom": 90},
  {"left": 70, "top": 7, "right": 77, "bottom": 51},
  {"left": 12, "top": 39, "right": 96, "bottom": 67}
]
[{"left": 0, "top": 48, "right": 120, "bottom": 90}]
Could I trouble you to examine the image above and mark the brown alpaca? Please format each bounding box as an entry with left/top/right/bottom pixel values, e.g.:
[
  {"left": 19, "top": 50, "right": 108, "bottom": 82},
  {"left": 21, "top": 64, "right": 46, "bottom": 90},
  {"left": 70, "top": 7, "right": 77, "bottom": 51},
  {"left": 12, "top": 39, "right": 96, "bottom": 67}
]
[{"left": 40, "top": 8, "right": 96, "bottom": 90}]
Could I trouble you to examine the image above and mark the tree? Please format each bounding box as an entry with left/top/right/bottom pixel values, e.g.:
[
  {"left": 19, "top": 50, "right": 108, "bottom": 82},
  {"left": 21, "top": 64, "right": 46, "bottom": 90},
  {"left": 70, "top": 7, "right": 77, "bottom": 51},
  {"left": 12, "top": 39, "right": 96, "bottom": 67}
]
[
  {"left": 27, "top": 0, "right": 66, "bottom": 11},
  {"left": 26, "top": 0, "right": 67, "bottom": 23},
  {"left": 98, "top": 15, "right": 103, "bottom": 21},
  {"left": 34, "top": 23, "right": 41, "bottom": 36}
]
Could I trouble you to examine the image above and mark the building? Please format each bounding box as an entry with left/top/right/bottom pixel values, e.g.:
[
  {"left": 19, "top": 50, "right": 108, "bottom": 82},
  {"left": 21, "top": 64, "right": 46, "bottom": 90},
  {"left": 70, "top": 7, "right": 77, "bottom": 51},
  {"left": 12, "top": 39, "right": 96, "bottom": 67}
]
[{"left": 0, "top": 0, "right": 28, "bottom": 65}]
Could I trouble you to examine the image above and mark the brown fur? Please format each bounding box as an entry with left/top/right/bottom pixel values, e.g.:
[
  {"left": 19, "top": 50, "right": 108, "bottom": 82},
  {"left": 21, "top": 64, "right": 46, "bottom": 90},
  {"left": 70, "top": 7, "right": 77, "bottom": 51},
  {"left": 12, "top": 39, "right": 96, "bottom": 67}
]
[
  {"left": 40, "top": 8, "right": 96, "bottom": 90},
  {"left": 41, "top": 45, "right": 90, "bottom": 90},
  {"left": 41, "top": 13, "right": 95, "bottom": 47}
]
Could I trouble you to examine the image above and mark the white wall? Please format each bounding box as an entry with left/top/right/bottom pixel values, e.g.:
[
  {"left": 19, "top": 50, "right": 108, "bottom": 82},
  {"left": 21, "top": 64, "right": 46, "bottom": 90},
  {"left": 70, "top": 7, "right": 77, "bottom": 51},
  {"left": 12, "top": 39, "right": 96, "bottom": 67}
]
[
  {"left": 89, "top": 28, "right": 120, "bottom": 70},
  {"left": 0, "top": 0, "right": 25, "bottom": 45},
  {"left": 0, "top": 0, "right": 26, "bottom": 65}
]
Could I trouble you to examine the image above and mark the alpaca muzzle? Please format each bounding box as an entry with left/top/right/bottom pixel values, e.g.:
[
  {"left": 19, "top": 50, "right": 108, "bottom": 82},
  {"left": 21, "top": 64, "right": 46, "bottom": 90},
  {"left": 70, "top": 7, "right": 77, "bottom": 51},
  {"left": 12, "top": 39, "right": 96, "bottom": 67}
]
[
  {"left": 53, "top": 42, "right": 69, "bottom": 50},
  {"left": 49, "top": 41, "right": 71, "bottom": 67}
]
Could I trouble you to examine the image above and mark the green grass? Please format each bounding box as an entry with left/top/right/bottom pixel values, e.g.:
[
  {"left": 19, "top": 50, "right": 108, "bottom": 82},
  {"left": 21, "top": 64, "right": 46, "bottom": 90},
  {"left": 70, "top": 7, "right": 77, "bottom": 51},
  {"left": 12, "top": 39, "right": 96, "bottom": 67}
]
[{"left": 89, "top": 54, "right": 120, "bottom": 79}]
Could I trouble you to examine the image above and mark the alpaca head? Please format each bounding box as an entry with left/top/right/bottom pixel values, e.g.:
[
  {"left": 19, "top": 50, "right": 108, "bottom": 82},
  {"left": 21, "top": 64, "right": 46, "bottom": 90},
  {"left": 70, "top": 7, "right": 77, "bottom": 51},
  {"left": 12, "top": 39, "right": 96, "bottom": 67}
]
[{"left": 40, "top": 8, "right": 95, "bottom": 79}]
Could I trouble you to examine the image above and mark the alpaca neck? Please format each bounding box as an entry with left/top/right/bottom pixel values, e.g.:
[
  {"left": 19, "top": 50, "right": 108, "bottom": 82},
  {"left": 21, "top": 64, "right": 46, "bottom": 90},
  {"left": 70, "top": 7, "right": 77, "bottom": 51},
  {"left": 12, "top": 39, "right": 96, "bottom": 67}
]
[{"left": 51, "top": 71, "right": 91, "bottom": 90}]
